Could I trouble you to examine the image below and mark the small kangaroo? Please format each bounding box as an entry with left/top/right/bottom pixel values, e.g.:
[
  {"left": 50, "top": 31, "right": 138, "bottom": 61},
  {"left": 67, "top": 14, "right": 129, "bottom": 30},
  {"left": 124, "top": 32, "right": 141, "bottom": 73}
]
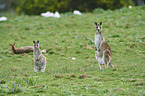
[
  {"left": 94, "top": 22, "right": 114, "bottom": 70},
  {"left": 33, "top": 41, "right": 47, "bottom": 72},
  {"left": 10, "top": 43, "right": 33, "bottom": 54}
]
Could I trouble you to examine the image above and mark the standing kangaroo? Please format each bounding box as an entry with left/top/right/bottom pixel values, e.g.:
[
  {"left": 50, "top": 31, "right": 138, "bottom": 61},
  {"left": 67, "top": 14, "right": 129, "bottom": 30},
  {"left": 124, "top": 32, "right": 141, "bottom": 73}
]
[
  {"left": 33, "top": 41, "right": 47, "bottom": 72},
  {"left": 94, "top": 22, "right": 114, "bottom": 70}
]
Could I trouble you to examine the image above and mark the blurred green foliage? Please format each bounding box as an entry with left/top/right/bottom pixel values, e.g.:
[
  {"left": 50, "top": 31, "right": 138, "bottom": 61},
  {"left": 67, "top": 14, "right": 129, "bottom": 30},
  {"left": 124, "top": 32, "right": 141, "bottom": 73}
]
[
  {"left": 12, "top": 0, "right": 70, "bottom": 15},
  {"left": 12, "top": 0, "right": 134, "bottom": 15}
]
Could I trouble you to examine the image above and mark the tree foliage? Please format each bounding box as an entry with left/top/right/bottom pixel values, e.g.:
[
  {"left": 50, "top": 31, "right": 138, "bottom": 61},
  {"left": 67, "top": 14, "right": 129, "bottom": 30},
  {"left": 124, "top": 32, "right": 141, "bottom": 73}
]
[{"left": 12, "top": 0, "right": 134, "bottom": 15}]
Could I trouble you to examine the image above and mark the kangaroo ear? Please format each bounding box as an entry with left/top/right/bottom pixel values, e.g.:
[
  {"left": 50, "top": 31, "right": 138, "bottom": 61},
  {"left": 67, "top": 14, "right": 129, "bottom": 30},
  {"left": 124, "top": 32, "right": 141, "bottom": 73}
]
[
  {"left": 33, "top": 41, "right": 35, "bottom": 43},
  {"left": 37, "top": 41, "right": 39, "bottom": 43},
  {"left": 94, "top": 22, "right": 97, "bottom": 26},
  {"left": 100, "top": 22, "right": 102, "bottom": 25}
]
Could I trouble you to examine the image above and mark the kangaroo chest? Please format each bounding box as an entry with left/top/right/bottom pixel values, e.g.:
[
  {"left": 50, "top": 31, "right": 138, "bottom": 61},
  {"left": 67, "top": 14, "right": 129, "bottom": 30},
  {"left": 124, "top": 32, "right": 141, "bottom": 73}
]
[
  {"left": 34, "top": 50, "right": 40, "bottom": 58},
  {"left": 95, "top": 34, "right": 105, "bottom": 64},
  {"left": 34, "top": 48, "right": 41, "bottom": 59},
  {"left": 95, "top": 34, "right": 102, "bottom": 50}
]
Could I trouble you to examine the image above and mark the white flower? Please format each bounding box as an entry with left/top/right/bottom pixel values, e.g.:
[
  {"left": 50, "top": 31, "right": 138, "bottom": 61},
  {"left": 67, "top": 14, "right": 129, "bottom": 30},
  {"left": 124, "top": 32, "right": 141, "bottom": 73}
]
[
  {"left": 129, "top": 5, "right": 132, "bottom": 9},
  {"left": 54, "top": 11, "right": 60, "bottom": 18},
  {"left": 0, "top": 17, "right": 7, "bottom": 21},
  {"left": 41, "top": 11, "right": 60, "bottom": 18},
  {"left": 41, "top": 11, "right": 54, "bottom": 17},
  {"left": 72, "top": 57, "right": 76, "bottom": 60},
  {"left": 73, "top": 10, "right": 82, "bottom": 15}
]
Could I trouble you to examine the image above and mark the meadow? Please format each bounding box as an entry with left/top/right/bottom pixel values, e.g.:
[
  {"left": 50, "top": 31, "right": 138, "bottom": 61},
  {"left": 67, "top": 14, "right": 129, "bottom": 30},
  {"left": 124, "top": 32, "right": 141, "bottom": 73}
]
[{"left": 0, "top": 6, "right": 145, "bottom": 96}]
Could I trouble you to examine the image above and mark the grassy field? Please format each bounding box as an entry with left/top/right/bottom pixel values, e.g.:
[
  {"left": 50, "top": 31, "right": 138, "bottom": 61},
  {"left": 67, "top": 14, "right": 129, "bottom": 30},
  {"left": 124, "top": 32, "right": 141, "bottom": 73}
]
[{"left": 0, "top": 6, "right": 145, "bottom": 96}]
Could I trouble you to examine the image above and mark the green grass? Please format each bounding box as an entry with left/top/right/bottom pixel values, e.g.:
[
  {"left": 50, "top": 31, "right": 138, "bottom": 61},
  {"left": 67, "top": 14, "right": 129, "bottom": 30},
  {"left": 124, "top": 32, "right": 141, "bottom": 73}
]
[{"left": 0, "top": 6, "right": 145, "bottom": 95}]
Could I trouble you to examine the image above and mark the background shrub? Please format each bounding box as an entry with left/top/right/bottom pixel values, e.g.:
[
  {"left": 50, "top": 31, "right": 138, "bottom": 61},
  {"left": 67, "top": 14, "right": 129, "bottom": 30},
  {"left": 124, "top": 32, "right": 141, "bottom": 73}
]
[
  {"left": 12, "top": 0, "right": 134, "bottom": 15},
  {"left": 93, "top": 8, "right": 104, "bottom": 14},
  {"left": 13, "top": 0, "right": 70, "bottom": 15}
]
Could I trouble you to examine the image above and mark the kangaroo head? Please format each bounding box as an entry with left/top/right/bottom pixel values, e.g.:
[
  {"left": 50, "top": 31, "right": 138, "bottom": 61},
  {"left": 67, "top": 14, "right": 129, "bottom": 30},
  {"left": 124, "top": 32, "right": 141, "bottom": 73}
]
[
  {"left": 10, "top": 42, "right": 16, "bottom": 49},
  {"left": 94, "top": 22, "right": 102, "bottom": 33},
  {"left": 33, "top": 41, "right": 39, "bottom": 48},
  {"left": 10, "top": 42, "right": 16, "bottom": 53}
]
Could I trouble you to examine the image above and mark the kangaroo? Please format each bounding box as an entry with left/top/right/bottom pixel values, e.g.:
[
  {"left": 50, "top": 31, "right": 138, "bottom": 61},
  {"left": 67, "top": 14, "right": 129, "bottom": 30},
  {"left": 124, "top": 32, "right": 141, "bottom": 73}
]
[
  {"left": 94, "top": 22, "right": 114, "bottom": 70},
  {"left": 10, "top": 43, "right": 33, "bottom": 54},
  {"left": 33, "top": 41, "right": 47, "bottom": 72}
]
